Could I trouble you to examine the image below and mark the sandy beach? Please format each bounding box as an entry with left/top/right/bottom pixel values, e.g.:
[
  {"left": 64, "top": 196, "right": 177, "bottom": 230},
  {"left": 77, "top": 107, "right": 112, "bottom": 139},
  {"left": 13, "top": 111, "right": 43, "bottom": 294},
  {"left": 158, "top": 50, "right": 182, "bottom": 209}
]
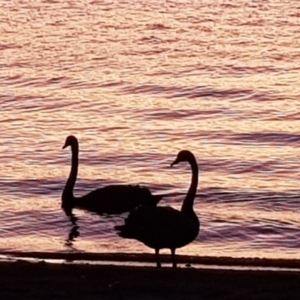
[{"left": 0, "top": 254, "right": 299, "bottom": 300}]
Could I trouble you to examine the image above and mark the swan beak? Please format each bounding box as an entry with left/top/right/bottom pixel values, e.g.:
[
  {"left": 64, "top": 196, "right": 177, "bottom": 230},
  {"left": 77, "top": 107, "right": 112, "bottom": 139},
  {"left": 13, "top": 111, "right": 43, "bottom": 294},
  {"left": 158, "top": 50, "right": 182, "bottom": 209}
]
[
  {"left": 171, "top": 158, "right": 179, "bottom": 167},
  {"left": 62, "top": 142, "right": 68, "bottom": 149}
]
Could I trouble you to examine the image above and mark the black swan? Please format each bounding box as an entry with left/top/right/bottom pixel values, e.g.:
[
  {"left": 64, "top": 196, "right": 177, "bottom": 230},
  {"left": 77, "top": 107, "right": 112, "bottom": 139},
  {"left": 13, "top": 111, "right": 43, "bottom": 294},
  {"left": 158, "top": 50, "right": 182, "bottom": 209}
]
[
  {"left": 115, "top": 150, "right": 199, "bottom": 268},
  {"left": 62, "top": 135, "right": 162, "bottom": 215}
]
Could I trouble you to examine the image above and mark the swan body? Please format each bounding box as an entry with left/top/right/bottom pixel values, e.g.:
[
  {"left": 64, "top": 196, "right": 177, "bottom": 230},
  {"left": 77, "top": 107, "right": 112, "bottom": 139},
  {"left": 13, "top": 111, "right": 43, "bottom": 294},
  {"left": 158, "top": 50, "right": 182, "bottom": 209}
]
[
  {"left": 62, "top": 135, "right": 162, "bottom": 215},
  {"left": 115, "top": 150, "right": 199, "bottom": 268}
]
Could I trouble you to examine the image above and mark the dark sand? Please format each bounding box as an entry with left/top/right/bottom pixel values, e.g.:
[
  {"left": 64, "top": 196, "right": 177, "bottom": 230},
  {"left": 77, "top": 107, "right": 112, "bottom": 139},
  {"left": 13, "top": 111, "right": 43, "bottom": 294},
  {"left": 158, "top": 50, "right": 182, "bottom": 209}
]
[{"left": 0, "top": 253, "right": 300, "bottom": 300}]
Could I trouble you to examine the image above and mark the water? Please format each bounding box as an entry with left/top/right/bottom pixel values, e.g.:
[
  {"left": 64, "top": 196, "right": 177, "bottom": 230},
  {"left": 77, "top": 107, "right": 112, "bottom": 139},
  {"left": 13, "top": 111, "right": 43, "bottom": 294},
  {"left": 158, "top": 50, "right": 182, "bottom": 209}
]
[{"left": 0, "top": 0, "right": 299, "bottom": 260}]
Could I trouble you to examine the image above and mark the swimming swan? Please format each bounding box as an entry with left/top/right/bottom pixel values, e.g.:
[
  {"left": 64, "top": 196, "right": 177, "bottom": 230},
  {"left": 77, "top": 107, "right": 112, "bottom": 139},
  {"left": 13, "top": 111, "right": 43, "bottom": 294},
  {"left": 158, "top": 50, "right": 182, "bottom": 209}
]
[{"left": 62, "top": 135, "right": 162, "bottom": 215}]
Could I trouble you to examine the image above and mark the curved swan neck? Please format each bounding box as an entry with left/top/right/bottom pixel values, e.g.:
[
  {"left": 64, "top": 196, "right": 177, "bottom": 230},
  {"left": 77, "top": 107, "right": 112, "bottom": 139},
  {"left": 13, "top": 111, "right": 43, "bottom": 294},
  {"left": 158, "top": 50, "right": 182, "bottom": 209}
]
[
  {"left": 181, "top": 156, "right": 198, "bottom": 215},
  {"left": 62, "top": 141, "right": 79, "bottom": 204}
]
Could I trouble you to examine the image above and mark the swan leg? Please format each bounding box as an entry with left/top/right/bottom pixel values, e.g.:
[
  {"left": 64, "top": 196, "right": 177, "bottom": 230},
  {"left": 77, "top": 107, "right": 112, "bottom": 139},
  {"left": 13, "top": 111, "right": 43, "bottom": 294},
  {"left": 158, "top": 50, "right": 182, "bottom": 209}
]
[
  {"left": 171, "top": 248, "right": 177, "bottom": 268},
  {"left": 155, "top": 249, "right": 161, "bottom": 268}
]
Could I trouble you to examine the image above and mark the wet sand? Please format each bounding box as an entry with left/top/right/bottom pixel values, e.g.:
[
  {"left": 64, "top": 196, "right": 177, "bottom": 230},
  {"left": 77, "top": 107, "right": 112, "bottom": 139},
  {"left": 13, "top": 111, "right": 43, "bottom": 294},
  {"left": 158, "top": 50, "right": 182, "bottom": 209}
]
[{"left": 0, "top": 257, "right": 300, "bottom": 300}]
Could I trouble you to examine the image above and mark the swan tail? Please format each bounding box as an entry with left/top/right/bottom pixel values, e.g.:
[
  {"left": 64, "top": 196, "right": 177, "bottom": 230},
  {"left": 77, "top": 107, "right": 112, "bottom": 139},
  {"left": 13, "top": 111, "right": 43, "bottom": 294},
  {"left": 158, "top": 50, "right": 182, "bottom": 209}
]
[
  {"left": 152, "top": 195, "right": 163, "bottom": 205},
  {"left": 114, "top": 206, "right": 151, "bottom": 238},
  {"left": 138, "top": 188, "right": 163, "bottom": 206}
]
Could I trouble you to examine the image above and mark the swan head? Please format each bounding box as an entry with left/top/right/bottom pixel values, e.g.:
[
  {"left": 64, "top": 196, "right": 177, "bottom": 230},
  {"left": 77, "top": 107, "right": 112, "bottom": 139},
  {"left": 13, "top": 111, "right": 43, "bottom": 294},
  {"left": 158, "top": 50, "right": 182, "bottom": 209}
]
[
  {"left": 171, "top": 150, "right": 195, "bottom": 167},
  {"left": 63, "top": 135, "right": 78, "bottom": 149}
]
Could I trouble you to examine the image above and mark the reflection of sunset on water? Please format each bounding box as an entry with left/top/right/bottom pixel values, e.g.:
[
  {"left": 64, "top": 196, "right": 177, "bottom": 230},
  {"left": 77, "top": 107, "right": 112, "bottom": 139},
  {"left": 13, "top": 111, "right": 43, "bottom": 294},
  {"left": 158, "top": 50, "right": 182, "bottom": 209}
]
[{"left": 0, "top": 0, "right": 300, "bottom": 259}]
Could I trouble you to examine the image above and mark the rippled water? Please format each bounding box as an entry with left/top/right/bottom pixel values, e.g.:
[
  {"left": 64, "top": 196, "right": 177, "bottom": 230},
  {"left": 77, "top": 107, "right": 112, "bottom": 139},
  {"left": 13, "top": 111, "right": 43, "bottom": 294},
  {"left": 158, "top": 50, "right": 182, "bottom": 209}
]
[{"left": 0, "top": 0, "right": 299, "bottom": 260}]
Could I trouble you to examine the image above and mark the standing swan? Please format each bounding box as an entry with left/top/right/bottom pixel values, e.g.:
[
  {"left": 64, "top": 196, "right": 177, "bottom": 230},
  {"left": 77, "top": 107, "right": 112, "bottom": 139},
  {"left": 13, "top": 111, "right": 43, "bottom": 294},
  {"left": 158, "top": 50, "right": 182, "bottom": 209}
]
[
  {"left": 115, "top": 150, "right": 199, "bottom": 268},
  {"left": 62, "top": 135, "right": 162, "bottom": 215}
]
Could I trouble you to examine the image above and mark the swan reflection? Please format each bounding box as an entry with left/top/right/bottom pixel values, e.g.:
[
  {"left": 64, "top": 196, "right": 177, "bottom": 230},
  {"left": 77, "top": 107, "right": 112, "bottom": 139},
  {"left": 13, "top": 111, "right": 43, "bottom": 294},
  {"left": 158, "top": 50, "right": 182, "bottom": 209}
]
[{"left": 65, "top": 213, "right": 80, "bottom": 247}]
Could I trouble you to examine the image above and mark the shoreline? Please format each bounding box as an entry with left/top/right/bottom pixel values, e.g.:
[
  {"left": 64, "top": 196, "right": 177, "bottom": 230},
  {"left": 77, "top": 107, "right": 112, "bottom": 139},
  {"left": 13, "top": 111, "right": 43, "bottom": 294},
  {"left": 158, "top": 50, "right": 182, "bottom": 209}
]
[
  {"left": 0, "top": 259, "right": 299, "bottom": 300},
  {"left": 1, "top": 250, "right": 300, "bottom": 270}
]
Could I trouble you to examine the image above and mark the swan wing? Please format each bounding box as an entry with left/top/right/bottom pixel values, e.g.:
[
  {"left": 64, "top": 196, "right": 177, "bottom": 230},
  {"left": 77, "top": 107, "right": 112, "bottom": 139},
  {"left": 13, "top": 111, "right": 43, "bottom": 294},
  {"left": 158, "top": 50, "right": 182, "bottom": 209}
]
[
  {"left": 77, "top": 185, "right": 161, "bottom": 214},
  {"left": 116, "top": 206, "right": 199, "bottom": 249}
]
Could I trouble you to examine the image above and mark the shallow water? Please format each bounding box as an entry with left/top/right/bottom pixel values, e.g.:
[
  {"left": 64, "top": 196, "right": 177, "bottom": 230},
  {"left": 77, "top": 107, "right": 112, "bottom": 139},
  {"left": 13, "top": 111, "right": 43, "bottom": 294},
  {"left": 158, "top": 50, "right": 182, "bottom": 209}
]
[{"left": 0, "top": 0, "right": 299, "bottom": 260}]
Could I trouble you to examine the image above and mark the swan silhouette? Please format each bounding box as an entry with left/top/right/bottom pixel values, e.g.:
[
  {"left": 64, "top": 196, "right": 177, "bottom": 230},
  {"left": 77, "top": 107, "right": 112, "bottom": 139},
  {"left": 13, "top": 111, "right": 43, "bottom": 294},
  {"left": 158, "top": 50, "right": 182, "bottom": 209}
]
[
  {"left": 115, "top": 150, "right": 199, "bottom": 268},
  {"left": 62, "top": 135, "right": 162, "bottom": 216}
]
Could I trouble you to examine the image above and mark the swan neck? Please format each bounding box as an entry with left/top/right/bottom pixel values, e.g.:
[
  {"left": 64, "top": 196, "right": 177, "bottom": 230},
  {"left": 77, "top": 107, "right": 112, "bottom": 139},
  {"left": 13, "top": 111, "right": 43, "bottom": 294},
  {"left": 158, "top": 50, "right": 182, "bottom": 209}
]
[
  {"left": 181, "top": 157, "right": 198, "bottom": 215},
  {"left": 62, "top": 142, "right": 79, "bottom": 205}
]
